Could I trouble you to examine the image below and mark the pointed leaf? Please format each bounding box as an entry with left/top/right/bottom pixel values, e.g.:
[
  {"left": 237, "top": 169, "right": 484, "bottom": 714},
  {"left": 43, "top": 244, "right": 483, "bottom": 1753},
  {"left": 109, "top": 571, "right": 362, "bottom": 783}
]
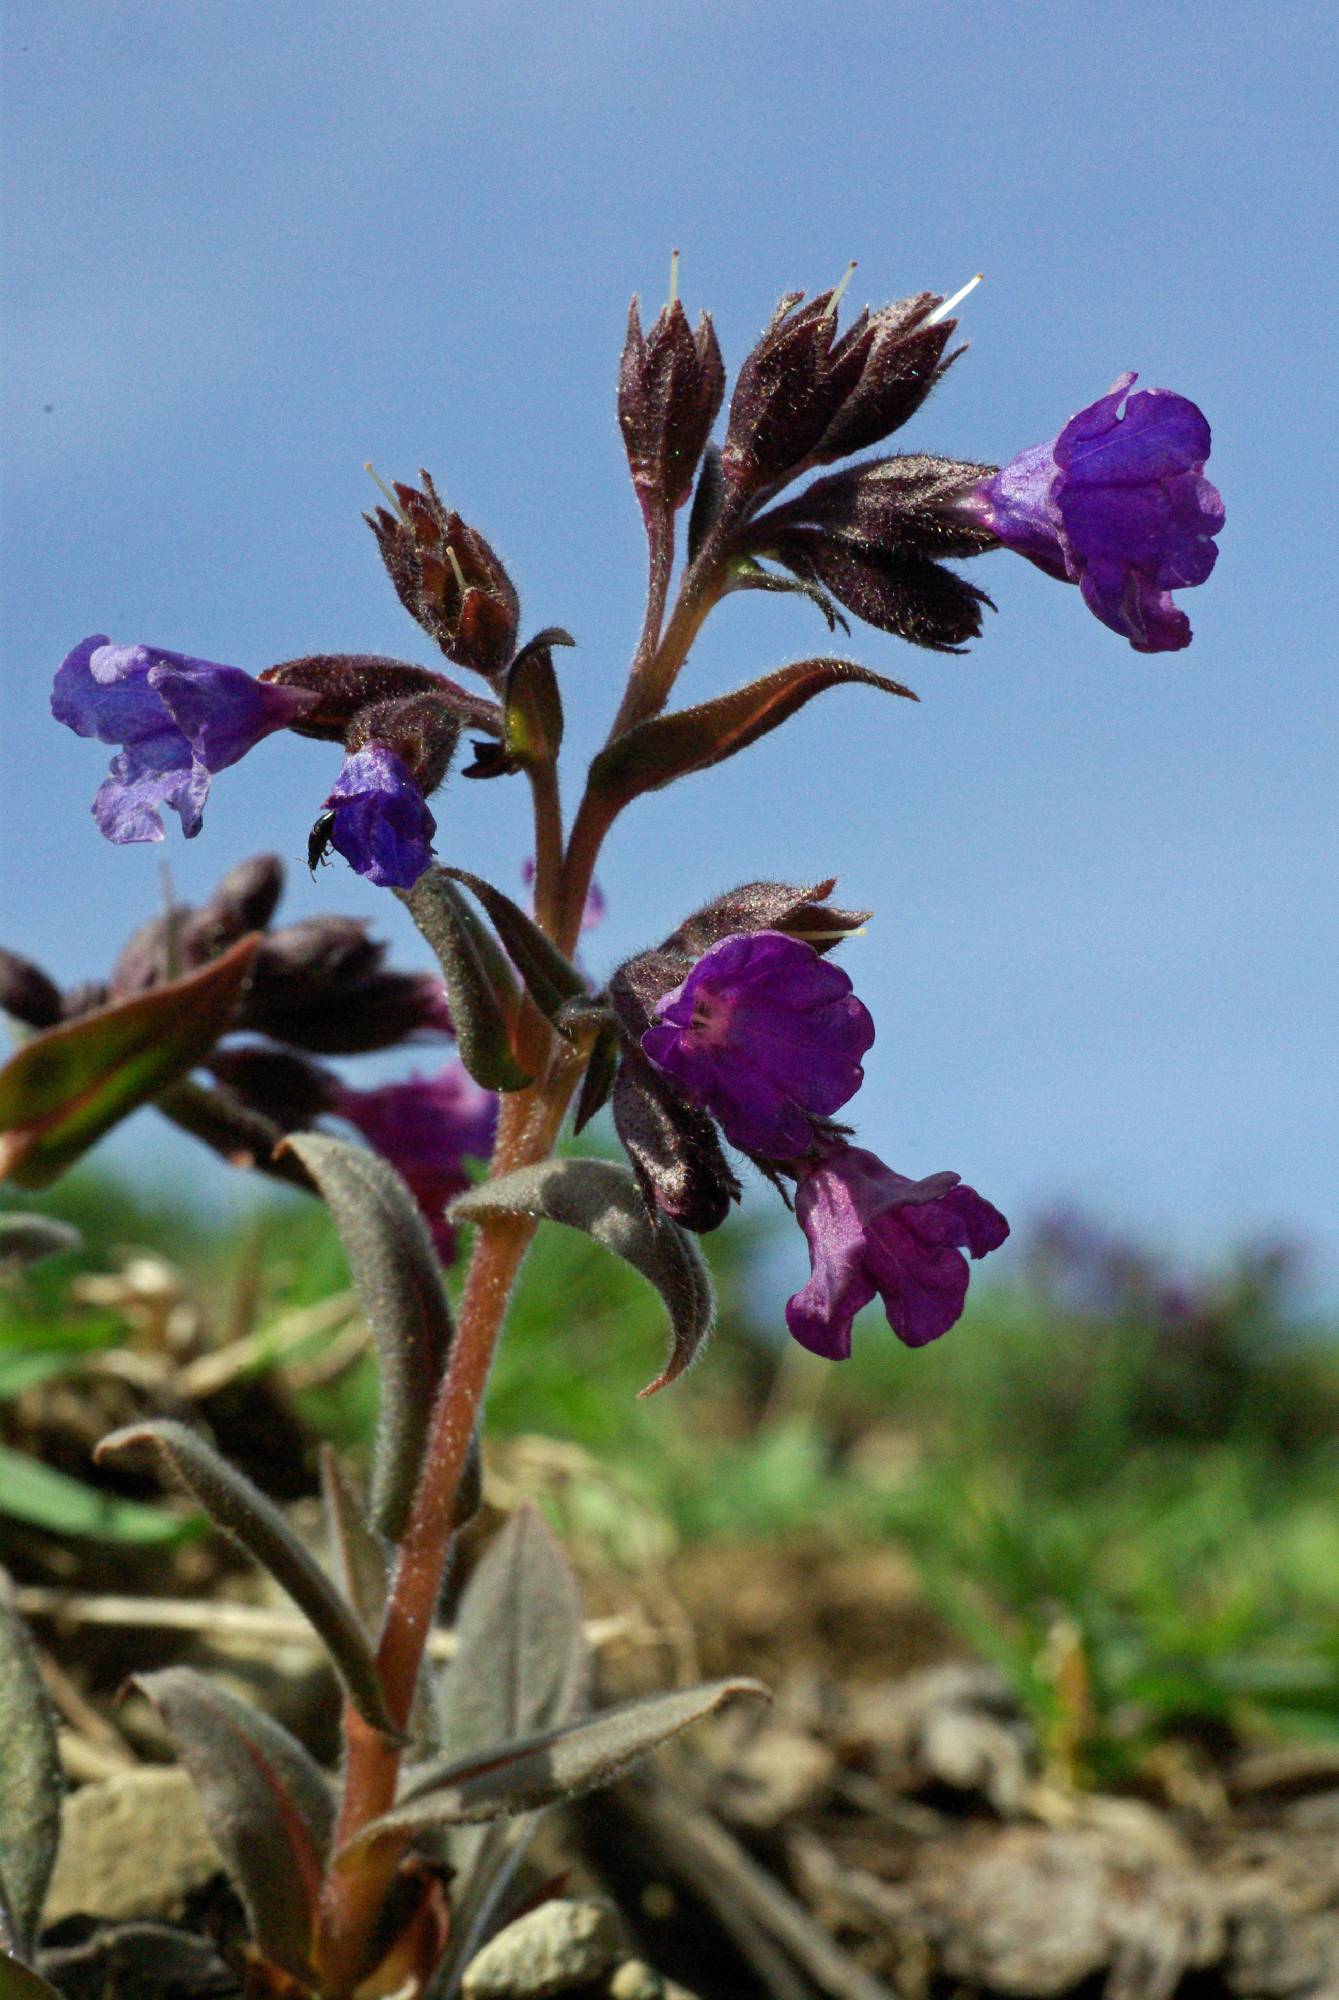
[
  {"left": 441, "top": 869, "right": 586, "bottom": 1024},
  {"left": 96, "top": 1421, "right": 395, "bottom": 1735},
  {"left": 436, "top": 1504, "right": 588, "bottom": 1765},
  {"left": 283, "top": 1135, "right": 452, "bottom": 1539},
  {"left": 136, "top": 1668, "right": 333, "bottom": 1980},
  {"left": 450, "top": 1159, "right": 713, "bottom": 1394},
  {"left": 0, "top": 935, "right": 260, "bottom": 1189},
  {"left": 587, "top": 657, "right": 917, "bottom": 815},
  {"left": 344, "top": 1678, "right": 769, "bottom": 1851},
  {"left": 503, "top": 634, "right": 570, "bottom": 766},
  {"left": 687, "top": 442, "right": 725, "bottom": 562},
  {"left": 572, "top": 1024, "right": 622, "bottom": 1135},
  {"left": 400, "top": 872, "right": 531, "bottom": 1091},
  {"left": 727, "top": 556, "right": 850, "bottom": 633},
  {"left": 0, "top": 1216, "right": 80, "bottom": 1272},
  {"left": 320, "top": 1449, "right": 390, "bottom": 1636},
  {"left": 0, "top": 1955, "right": 62, "bottom": 1999},
  {"left": 0, "top": 1595, "right": 61, "bottom": 1960}
]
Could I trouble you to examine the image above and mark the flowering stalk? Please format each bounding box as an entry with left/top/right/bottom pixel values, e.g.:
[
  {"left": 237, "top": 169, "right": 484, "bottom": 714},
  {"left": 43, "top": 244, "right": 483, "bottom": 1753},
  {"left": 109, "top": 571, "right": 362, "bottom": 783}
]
[{"left": 29, "top": 257, "right": 1222, "bottom": 1997}]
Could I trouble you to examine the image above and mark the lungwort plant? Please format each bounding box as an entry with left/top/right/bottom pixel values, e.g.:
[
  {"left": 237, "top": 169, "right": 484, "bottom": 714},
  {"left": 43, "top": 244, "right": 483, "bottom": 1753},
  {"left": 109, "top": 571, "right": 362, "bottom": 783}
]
[{"left": 0, "top": 257, "right": 1220, "bottom": 1995}]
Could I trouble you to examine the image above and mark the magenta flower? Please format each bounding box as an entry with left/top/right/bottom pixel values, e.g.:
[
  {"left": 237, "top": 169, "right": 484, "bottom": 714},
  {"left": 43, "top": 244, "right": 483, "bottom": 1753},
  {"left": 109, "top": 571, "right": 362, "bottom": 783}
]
[
  {"left": 52, "top": 636, "right": 315, "bottom": 842},
  {"left": 640, "top": 931, "right": 874, "bottom": 1158},
  {"left": 786, "top": 1144, "right": 1008, "bottom": 1358},
  {"left": 323, "top": 745, "right": 437, "bottom": 889},
  {"left": 332, "top": 1061, "right": 497, "bottom": 1259},
  {"left": 962, "top": 374, "right": 1223, "bottom": 653}
]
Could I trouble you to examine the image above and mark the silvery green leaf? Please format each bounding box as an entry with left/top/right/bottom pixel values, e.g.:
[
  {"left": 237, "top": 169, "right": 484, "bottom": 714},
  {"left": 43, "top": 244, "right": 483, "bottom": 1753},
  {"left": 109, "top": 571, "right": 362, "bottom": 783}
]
[
  {"left": 436, "top": 1504, "right": 588, "bottom": 1765},
  {"left": 450, "top": 1159, "right": 713, "bottom": 1395},
  {"left": 97, "top": 1422, "right": 395, "bottom": 1736},
  {"left": 440, "top": 869, "right": 586, "bottom": 1025},
  {"left": 319, "top": 1448, "right": 389, "bottom": 1636},
  {"left": 342, "top": 1678, "right": 769, "bottom": 1853},
  {"left": 135, "top": 1669, "right": 333, "bottom": 1981},
  {"left": 0, "top": 1594, "right": 61, "bottom": 1960},
  {"left": 400, "top": 872, "right": 531, "bottom": 1091},
  {"left": 285, "top": 1134, "right": 453, "bottom": 1539}
]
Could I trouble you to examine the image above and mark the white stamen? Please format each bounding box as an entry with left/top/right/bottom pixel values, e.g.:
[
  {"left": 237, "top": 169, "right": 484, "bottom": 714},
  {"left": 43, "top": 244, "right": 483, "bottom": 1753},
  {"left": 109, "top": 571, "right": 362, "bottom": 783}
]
[
  {"left": 364, "top": 462, "right": 409, "bottom": 524},
  {"left": 927, "top": 273, "right": 983, "bottom": 324},
  {"left": 445, "top": 545, "right": 469, "bottom": 595},
  {"left": 668, "top": 247, "right": 680, "bottom": 307},
  {"left": 825, "top": 260, "right": 858, "bottom": 317}
]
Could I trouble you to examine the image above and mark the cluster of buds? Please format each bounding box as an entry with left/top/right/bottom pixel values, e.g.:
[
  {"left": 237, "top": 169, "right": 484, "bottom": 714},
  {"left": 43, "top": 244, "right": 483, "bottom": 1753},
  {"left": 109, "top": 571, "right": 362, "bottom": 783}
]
[{"left": 0, "top": 855, "right": 495, "bottom": 1256}]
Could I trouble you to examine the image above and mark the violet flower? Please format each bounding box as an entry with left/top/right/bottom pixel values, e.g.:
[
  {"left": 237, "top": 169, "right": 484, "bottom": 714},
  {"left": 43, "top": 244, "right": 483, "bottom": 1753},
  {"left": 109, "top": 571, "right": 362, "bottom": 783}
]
[
  {"left": 322, "top": 744, "right": 437, "bottom": 889},
  {"left": 52, "top": 636, "right": 315, "bottom": 842},
  {"left": 640, "top": 931, "right": 874, "bottom": 1158},
  {"left": 786, "top": 1144, "right": 1008, "bottom": 1358},
  {"left": 332, "top": 1061, "right": 497, "bottom": 1259},
  {"left": 962, "top": 374, "right": 1223, "bottom": 653}
]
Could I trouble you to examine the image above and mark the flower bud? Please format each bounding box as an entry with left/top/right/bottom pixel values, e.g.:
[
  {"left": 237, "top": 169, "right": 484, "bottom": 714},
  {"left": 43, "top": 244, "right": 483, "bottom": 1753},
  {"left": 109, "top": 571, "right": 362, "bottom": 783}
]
[
  {"left": 664, "top": 880, "right": 869, "bottom": 959},
  {"left": 0, "top": 950, "right": 63, "bottom": 1028},
  {"left": 618, "top": 293, "right": 725, "bottom": 514},
  {"left": 259, "top": 654, "right": 501, "bottom": 742},
  {"left": 243, "top": 919, "right": 449, "bottom": 1055},
  {"left": 207, "top": 1044, "right": 339, "bottom": 1130},
  {"left": 612, "top": 1052, "right": 741, "bottom": 1234},
  {"left": 721, "top": 281, "right": 960, "bottom": 495},
  {"left": 756, "top": 455, "right": 997, "bottom": 559},
  {"left": 365, "top": 473, "right": 519, "bottom": 677},
  {"left": 343, "top": 693, "right": 461, "bottom": 796}
]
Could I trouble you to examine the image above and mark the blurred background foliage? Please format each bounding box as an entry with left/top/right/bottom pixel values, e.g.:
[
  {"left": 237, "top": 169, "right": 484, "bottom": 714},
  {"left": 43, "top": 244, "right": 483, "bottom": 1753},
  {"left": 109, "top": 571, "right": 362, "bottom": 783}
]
[{"left": 4, "top": 1161, "right": 1338, "bottom": 1791}]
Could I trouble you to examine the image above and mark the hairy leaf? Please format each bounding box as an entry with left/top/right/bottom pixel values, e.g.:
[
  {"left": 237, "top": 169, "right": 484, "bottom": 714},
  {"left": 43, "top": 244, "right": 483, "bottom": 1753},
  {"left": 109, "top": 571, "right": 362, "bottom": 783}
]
[
  {"left": 0, "top": 1596, "right": 61, "bottom": 1959},
  {"left": 436, "top": 1505, "right": 588, "bottom": 1766},
  {"left": 283, "top": 1135, "right": 452, "bottom": 1539},
  {"left": 343, "top": 1678, "right": 769, "bottom": 1852},
  {"left": 572, "top": 1024, "right": 622, "bottom": 1135},
  {"left": 136, "top": 1668, "right": 333, "bottom": 1980},
  {"left": 450, "top": 1160, "right": 714, "bottom": 1394},
  {"left": 0, "top": 936, "right": 260, "bottom": 1189},
  {"left": 588, "top": 657, "right": 916, "bottom": 814},
  {"left": 97, "top": 1422, "right": 395, "bottom": 1734},
  {"left": 0, "top": 1216, "right": 80, "bottom": 1272},
  {"left": 319, "top": 1449, "right": 389, "bottom": 1636},
  {"left": 400, "top": 872, "right": 531, "bottom": 1091},
  {"left": 441, "top": 870, "right": 586, "bottom": 1025}
]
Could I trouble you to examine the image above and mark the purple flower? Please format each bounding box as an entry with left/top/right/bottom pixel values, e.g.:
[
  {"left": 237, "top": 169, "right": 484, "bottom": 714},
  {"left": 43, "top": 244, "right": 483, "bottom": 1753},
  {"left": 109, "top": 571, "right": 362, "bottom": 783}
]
[
  {"left": 52, "top": 635, "right": 315, "bottom": 842},
  {"left": 787, "top": 1145, "right": 1008, "bottom": 1358},
  {"left": 332, "top": 1061, "right": 497, "bottom": 1259},
  {"left": 323, "top": 744, "right": 437, "bottom": 889},
  {"left": 640, "top": 931, "right": 874, "bottom": 1158},
  {"left": 964, "top": 374, "right": 1224, "bottom": 653}
]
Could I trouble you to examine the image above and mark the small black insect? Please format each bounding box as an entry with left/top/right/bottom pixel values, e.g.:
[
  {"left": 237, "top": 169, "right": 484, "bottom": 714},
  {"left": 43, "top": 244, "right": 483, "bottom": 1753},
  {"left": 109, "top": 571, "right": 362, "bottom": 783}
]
[{"left": 307, "top": 810, "right": 336, "bottom": 874}]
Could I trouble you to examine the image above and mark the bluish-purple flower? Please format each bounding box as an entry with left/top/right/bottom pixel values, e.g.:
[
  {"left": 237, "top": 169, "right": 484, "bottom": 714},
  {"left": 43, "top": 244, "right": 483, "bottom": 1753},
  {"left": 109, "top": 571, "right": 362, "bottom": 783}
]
[
  {"left": 786, "top": 1144, "right": 1008, "bottom": 1359},
  {"left": 52, "top": 635, "right": 315, "bottom": 842},
  {"left": 962, "top": 373, "right": 1224, "bottom": 653},
  {"left": 332, "top": 1061, "right": 497, "bottom": 1259},
  {"left": 323, "top": 745, "right": 437, "bottom": 889},
  {"left": 640, "top": 931, "right": 874, "bottom": 1158}
]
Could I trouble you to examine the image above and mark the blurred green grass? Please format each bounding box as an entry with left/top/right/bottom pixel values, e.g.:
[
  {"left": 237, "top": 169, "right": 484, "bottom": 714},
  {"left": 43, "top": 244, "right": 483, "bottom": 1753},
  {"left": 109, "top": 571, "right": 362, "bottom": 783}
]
[{"left": 4, "top": 1167, "right": 1338, "bottom": 1781}]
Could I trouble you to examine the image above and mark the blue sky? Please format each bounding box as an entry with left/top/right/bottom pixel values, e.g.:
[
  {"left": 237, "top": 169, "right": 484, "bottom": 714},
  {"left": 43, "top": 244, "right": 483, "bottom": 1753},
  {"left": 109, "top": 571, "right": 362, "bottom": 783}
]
[{"left": 4, "top": 0, "right": 1337, "bottom": 1292}]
